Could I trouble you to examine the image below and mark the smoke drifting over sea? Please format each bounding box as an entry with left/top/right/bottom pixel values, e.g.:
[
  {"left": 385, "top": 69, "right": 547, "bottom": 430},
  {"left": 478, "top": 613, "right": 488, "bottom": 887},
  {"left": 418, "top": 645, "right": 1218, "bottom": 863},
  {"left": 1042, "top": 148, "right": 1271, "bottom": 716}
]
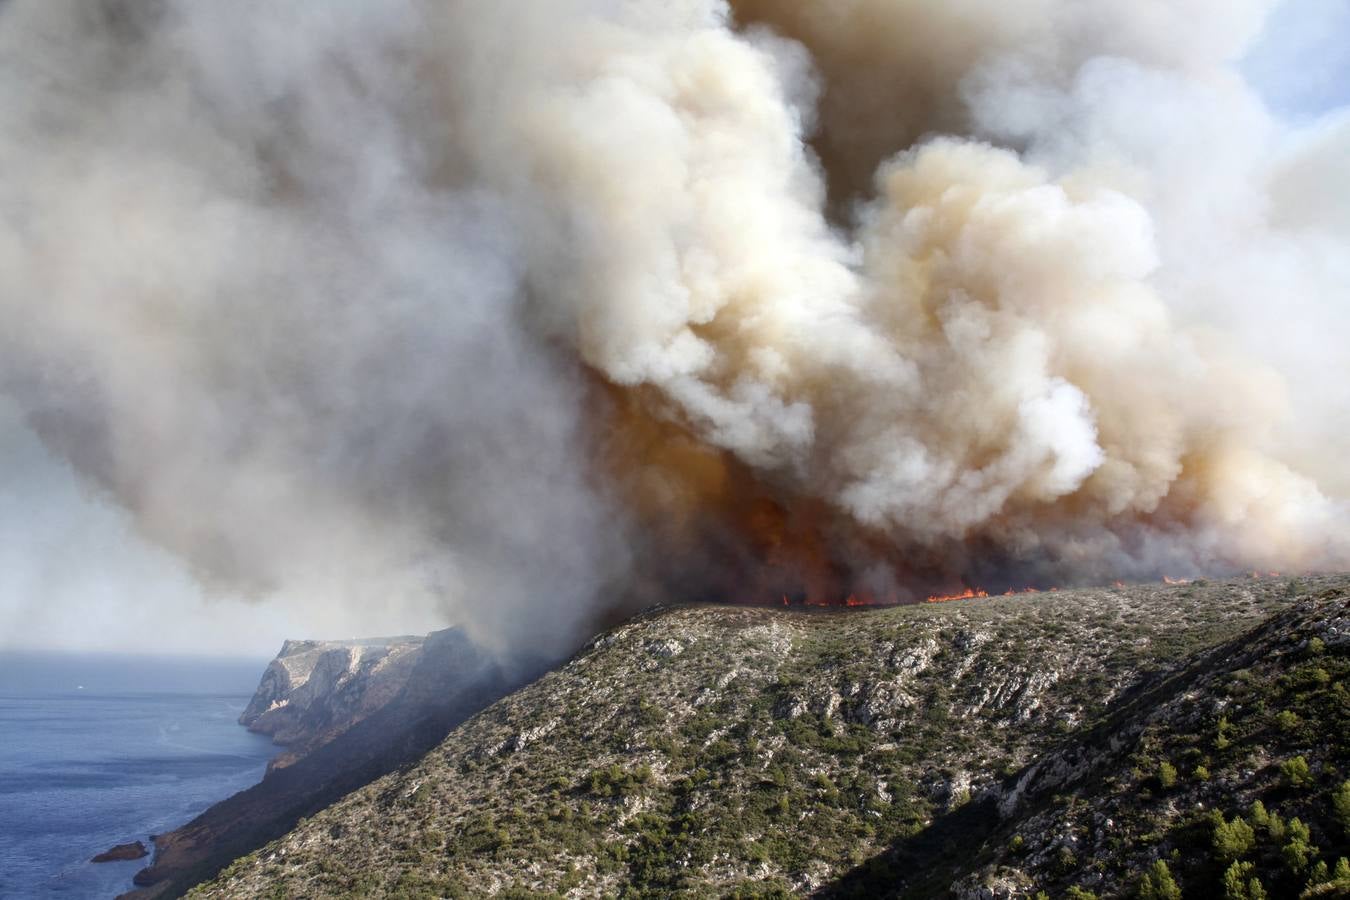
[{"left": 0, "top": 0, "right": 1346, "bottom": 655}]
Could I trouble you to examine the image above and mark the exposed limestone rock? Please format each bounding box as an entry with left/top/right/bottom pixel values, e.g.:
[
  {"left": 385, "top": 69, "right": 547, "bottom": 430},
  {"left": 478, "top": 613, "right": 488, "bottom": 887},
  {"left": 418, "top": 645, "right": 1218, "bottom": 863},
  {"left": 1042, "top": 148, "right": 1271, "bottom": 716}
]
[
  {"left": 239, "top": 635, "right": 424, "bottom": 765},
  {"left": 126, "top": 625, "right": 535, "bottom": 900}
]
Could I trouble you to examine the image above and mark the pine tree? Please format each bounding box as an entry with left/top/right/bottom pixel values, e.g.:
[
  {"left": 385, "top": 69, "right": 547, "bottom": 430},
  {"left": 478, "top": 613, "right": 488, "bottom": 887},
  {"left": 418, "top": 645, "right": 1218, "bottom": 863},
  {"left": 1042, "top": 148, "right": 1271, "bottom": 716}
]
[
  {"left": 1138, "top": 859, "right": 1182, "bottom": 900},
  {"left": 1222, "top": 861, "right": 1254, "bottom": 900},
  {"left": 1333, "top": 781, "right": 1350, "bottom": 838},
  {"left": 1212, "top": 812, "right": 1256, "bottom": 862}
]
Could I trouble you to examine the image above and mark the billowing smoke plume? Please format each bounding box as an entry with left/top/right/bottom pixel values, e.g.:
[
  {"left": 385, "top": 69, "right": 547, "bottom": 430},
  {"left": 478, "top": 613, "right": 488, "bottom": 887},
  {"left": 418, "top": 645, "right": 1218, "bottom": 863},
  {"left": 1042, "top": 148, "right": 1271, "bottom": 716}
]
[{"left": 0, "top": 0, "right": 1345, "bottom": 654}]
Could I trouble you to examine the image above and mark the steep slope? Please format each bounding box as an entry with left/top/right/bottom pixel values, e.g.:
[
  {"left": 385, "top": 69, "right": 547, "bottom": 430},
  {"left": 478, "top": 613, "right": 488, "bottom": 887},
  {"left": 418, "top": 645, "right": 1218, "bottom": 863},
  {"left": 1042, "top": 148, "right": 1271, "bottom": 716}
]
[
  {"left": 240, "top": 635, "right": 425, "bottom": 770},
  {"left": 930, "top": 585, "right": 1350, "bottom": 899},
  {"left": 127, "top": 628, "right": 543, "bottom": 899},
  {"left": 194, "top": 575, "right": 1345, "bottom": 898}
]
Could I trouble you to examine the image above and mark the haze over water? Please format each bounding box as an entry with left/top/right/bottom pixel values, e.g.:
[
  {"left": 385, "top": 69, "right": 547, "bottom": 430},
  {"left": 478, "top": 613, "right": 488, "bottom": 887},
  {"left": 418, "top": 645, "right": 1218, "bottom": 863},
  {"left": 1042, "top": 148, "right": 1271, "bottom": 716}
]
[{"left": 0, "top": 653, "right": 274, "bottom": 898}]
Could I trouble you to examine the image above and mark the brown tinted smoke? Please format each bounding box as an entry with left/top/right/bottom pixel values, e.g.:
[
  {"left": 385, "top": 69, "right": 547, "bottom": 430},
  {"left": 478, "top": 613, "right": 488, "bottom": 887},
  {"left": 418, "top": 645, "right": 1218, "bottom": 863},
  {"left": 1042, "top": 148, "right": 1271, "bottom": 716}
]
[{"left": 0, "top": 1, "right": 1345, "bottom": 653}]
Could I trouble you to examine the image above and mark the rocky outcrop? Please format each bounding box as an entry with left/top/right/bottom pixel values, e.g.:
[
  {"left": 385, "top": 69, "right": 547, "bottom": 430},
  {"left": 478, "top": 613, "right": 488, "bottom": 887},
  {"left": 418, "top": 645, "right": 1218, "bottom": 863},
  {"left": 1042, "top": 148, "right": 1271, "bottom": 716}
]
[
  {"left": 92, "top": 841, "right": 148, "bottom": 863},
  {"left": 239, "top": 635, "right": 424, "bottom": 769},
  {"left": 124, "top": 626, "right": 548, "bottom": 900}
]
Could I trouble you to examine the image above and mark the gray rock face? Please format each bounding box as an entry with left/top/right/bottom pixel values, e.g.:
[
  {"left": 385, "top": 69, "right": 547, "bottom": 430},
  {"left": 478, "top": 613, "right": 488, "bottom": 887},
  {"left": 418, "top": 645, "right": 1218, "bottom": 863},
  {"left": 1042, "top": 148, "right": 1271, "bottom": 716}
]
[{"left": 239, "top": 635, "right": 426, "bottom": 760}]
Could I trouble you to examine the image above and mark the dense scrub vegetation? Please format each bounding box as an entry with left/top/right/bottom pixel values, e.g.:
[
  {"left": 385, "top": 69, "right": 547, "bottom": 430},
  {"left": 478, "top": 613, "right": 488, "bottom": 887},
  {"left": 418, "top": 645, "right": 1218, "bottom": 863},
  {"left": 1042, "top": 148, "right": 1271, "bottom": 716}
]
[
  {"left": 939, "top": 584, "right": 1349, "bottom": 899},
  {"left": 195, "top": 576, "right": 1348, "bottom": 898}
]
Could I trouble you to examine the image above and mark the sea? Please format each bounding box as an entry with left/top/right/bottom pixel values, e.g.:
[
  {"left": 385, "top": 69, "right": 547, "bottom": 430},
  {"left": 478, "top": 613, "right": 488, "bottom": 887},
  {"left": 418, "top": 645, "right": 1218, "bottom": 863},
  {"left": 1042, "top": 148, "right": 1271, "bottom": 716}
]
[{"left": 0, "top": 652, "right": 276, "bottom": 899}]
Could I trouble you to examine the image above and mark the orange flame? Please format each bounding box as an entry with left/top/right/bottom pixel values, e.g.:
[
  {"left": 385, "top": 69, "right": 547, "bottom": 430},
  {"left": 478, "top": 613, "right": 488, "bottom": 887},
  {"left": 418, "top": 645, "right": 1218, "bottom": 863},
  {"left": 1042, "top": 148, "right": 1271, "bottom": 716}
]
[
  {"left": 925, "top": 587, "right": 989, "bottom": 603},
  {"left": 767, "top": 573, "right": 1236, "bottom": 609},
  {"left": 776, "top": 593, "right": 892, "bottom": 608}
]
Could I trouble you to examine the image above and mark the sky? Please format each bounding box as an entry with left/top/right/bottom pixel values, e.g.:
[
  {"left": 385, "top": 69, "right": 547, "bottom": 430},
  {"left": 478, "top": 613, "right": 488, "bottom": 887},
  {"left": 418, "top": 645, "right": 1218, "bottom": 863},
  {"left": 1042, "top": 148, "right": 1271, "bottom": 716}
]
[
  {"left": 0, "top": 398, "right": 434, "bottom": 656},
  {"left": 1242, "top": 0, "right": 1350, "bottom": 120},
  {"left": 0, "top": 0, "right": 1346, "bottom": 658}
]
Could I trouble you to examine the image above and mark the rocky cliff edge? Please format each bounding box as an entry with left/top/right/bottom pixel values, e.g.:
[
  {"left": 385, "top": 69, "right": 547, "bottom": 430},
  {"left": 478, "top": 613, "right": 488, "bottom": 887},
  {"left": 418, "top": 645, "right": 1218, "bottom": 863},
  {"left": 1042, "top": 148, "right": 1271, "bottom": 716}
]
[{"left": 239, "top": 635, "right": 424, "bottom": 768}]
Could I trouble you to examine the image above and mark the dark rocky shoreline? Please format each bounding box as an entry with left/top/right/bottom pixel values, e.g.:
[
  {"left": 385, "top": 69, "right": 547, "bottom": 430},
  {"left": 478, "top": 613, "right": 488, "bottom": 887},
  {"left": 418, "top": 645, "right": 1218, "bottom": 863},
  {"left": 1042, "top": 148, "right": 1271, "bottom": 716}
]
[{"left": 92, "top": 841, "right": 148, "bottom": 863}]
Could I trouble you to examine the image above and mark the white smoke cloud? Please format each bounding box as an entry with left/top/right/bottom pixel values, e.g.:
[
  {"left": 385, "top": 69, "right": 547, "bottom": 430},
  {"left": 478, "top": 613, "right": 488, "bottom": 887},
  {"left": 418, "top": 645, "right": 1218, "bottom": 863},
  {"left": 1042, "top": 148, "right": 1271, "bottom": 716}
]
[
  {"left": 0, "top": 0, "right": 633, "bottom": 656},
  {"left": 0, "top": 0, "right": 1345, "bottom": 654}
]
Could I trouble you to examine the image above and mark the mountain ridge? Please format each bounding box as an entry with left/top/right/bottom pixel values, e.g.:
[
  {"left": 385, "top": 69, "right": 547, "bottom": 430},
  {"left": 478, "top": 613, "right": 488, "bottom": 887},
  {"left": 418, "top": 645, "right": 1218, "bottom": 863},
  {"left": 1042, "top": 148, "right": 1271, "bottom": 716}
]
[{"left": 192, "top": 575, "right": 1350, "bottom": 898}]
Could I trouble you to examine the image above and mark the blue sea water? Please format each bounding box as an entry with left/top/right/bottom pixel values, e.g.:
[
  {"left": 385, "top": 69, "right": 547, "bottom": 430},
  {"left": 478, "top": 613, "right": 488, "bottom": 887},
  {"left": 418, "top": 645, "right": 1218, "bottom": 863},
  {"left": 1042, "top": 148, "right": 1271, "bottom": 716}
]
[{"left": 0, "top": 653, "right": 276, "bottom": 899}]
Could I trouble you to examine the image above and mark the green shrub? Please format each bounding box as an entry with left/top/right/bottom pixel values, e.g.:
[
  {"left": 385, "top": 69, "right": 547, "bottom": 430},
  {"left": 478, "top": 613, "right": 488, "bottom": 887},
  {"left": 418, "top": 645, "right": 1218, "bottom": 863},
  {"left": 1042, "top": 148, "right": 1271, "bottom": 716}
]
[
  {"left": 1222, "top": 861, "right": 1254, "bottom": 900},
  {"left": 1211, "top": 812, "right": 1256, "bottom": 862},
  {"left": 584, "top": 763, "right": 652, "bottom": 797},
  {"left": 723, "top": 879, "right": 793, "bottom": 899},
  {"left": 1288, "top": 817, "right": 1312, "bottom": 843},
  {"left": 1159, "top": 762, "right": 1178, "bottom": 790},
  {"left": 1281, "top": 817, "right": 1315, "bottom": 873},
  {"left": 1138, "top": 859, "right": 1182, "bottom": 900},
  {"left": 1268, "top": 813, "right": 1287, "bottom": 843},
  {"left": 1333, "top": 780, "right": 1350, "bottom": 838},
  {"left": 1216, "top": 715, "right": 1233, "bottom": 751},
  {"left": 1281, "top": 756, "right": 1313, "bottom": 789},
  {"left": 634, "top": 698, "right": 666, "bottom": 726}
]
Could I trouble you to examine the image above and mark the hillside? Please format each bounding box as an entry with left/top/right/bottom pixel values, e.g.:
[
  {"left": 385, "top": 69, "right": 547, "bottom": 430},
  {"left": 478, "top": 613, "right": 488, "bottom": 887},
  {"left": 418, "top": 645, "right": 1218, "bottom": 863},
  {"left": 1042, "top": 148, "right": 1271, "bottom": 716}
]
[
  {"left": 195, "top": 576, "right": 1349, "bottom": 898},
  {"left": 127, "top": 629, "right": 540, "bottom": 898}
]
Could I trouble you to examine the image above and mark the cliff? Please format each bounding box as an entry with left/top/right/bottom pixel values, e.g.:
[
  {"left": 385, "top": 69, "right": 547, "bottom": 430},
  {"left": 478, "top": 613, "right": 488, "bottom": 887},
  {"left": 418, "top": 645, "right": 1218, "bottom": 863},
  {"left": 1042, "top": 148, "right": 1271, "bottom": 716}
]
[
  {"left": 193, "top": 575, "right": 1350, "bottom": 898},
  {"left": 239, "top": 635, "right": 425, "bottom": 769},
  {"left": 124, "top": 627, "right": 545, "bottom": 899}
]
